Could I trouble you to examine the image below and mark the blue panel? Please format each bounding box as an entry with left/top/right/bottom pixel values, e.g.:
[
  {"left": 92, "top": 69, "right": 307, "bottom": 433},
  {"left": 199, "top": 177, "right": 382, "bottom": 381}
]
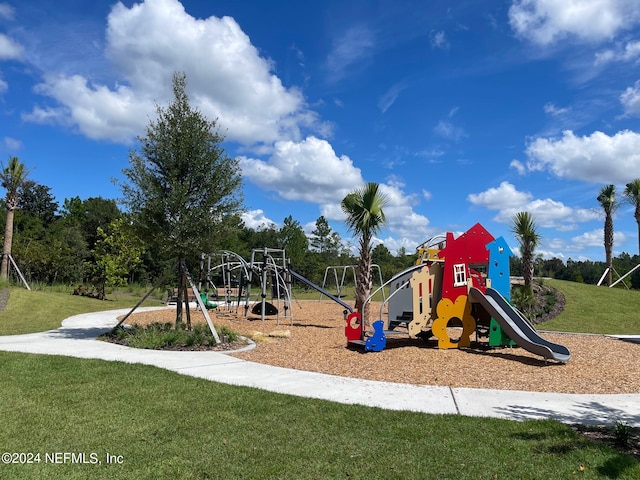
[{"left": 364, "top": 320, "right": 387, "bottom": 352}]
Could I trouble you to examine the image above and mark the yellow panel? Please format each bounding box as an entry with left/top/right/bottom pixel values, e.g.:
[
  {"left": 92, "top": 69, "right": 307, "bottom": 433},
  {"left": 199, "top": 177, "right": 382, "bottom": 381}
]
[
  {"left": 432, "top": 295, "right": 475, "bottom": 349},
  {"left": 408, "top": 266, "right": 434, "bottom": 338}
]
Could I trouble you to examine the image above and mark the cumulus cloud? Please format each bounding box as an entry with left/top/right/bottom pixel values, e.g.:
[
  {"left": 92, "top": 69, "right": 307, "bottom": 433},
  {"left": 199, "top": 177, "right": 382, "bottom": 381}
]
[
  {"left": 241, "top": 209, "right": 276, "bottom": 230},
  {"left": 25, "top": 74, "right": 154, "bottom": 143},
  {"left": 23, "top": 0, "right": 324, "bottom": 146},
  {"left": 467, "top": 181, "right": 532, "bottom": 210},
  {"left": 510, "top": 159, "right": 527, "bottom": 175},
  {"left": 468, "top": 181, "right": 599, "bottom": 229},
  {"left": 378, "top": 182, "right": 431, "bottom": 241},
  {"left": 594, "top": 40, "right": 640, "bottom": 65},
  {"left": 524, "top": 129, "right": 640, "bottom": 183},
  {"left": 570, "top": 228, "right": 627, "bottom": 250},
  {"left": 509, "top": 0, "right": 640, "bottom": 46},
  {"left": 620, "top": 81, "right": 640, "bottom": 116},
  {"left": 239, "top": 136, "right": 363, "bottom": 205},
  {"left": 0, "top": 33, "right": 23, "bottom": 60}
]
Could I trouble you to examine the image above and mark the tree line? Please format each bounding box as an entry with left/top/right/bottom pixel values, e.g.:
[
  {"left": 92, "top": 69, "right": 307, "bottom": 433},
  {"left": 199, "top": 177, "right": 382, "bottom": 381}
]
[{"left": 2, "top": 72, "right": 639, "bottom": 309}]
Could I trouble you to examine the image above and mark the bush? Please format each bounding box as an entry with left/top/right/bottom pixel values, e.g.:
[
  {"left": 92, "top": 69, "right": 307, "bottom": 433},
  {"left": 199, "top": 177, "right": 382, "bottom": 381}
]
[{"left": 102, "top": 322, "right": 241, "bottom": 350}]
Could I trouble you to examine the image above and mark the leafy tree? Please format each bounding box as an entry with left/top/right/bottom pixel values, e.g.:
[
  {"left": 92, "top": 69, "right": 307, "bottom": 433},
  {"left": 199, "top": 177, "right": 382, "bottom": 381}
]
[
  {"left": 597, "top": 184, "right": 618, "bottom": 286},
  {"left": 341, "top": 182, "right": 389, "bottom": 324},
  {"left": 511, "top": 211, "right": 541, "bottom": 291},
  {"left": 278, "top": 215, "right": 308, "bottom": 268},
  {"left": 61, "top": 196, "right": 122, "bottom": 249},
  {"left": 0, "top": 157, "right": 29, "bottom": 280},
  {"left": 624, "top": 179, "right": 640, "bottom": 256},
  {"left": 85, "top": 218, "right": 145, "bottom": 299},
  {"left": 310, "top": 216, "right": 332, "bottom": 253},
  {"left": 121, "top": 72, "right": 243, "bottom": 325},
  {"left": 19, "top": 181, "right": 58, "bottom": 227},
  {"left": 371, "top": 243, "right": 395, "bottom": 280},
  {"left": 309, "top": 216, "right": 347, "bottom": 266}
]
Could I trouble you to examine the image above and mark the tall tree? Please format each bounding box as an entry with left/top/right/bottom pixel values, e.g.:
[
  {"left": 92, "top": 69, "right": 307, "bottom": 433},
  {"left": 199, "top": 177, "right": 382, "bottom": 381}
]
[
  {"left": 121, "top": 72, "right": 243, "bottom": 324},
  {"left": 85, "top": 218, "right": 145, "bottom": 300},
  {"left": 18, "top": 181, "right": 58, "bottom": 227},
  {"left": 341, "top": 182, "right": 388, "bottom": 324},
  {"left": 624, "top": 178, "right": 640, "bottom": 256},
  {"left": 310, "top": 216, "right": 332, "bottom": 253},
  {"left": 61, "top": 196, "right": 122, "bottom": 249},
  {"left": 0, "top": 157, "right": 29, "bottom": 280},
  {"left": 510, "top": 211, "right": 541, "bottom": 291},
  {"left": 597, "top": 184, "right": 617, "bottom": 286},
  {"left": 278, "top": 215, "right": 308, "bottom": 268}
]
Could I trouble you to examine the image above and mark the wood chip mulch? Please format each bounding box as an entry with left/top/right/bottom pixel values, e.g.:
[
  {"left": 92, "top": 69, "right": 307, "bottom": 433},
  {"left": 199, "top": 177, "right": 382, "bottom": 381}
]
[{"left": 125, "top": 300, "right": 640, "bottom": 395}]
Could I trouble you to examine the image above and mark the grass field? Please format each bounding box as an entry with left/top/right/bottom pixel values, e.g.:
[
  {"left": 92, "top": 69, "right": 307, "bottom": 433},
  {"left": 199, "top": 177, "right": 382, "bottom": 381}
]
[
  {"left": 541, "top": 279, "right": 640, "bottom": 334},
  {"left": 0, "top": 289, "right": 165, "bottom": 336},
  {"left": 0, "top": 282, "right": 638, "bottom": 479}
]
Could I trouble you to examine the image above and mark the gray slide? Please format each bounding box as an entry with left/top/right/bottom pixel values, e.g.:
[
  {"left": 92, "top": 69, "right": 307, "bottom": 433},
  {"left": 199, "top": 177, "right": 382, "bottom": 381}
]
[
  {"left": 469, "top": 287, "right": 570, "bottom": 363},
  {"left": 288, "top": 268, "right": 353, "bottom": 314}
]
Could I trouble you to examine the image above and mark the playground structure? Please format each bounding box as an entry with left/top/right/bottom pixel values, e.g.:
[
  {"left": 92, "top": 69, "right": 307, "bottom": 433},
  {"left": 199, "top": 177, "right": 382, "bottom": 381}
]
[
  {"left": 319, "top": 265, "right": 386, "bottom": 303},
  {"left": 198, "top": 248, "right": 354, "bottom": 325},
  {"left": 345, "top": 223, "right": 570, "bottom": 363}
]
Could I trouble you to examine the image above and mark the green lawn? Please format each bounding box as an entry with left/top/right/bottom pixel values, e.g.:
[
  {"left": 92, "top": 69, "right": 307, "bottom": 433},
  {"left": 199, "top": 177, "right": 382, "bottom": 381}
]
[
  {"left": 0, "top": 352, "right": 637, "bottom": 479},
  {"left": 0, "top": 289, "right": 165, "bottom": 335},
  {"left": 541, "top": 279, "right": 640, "bottom": 334},
  {"left": 0, "top": 283, "right": 638, "bottom": 479}
]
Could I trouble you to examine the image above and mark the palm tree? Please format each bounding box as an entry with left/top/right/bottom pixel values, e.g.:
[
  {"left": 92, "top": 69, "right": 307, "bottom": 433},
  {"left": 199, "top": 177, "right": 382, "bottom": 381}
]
[
  {"left": 0, "top": 157, "right": 28, "bottom": 280},
  {"left": 510, "top": 211, "right": 541, "bottom": 291},
  {"left": 341, "top": 182, "right": 389, "bottom": 325},
  {"left": 624, "top": 179, "right": 640, "bottom": 256},
  {"left": 597, "top": 184, "right": 617, "bottom": 286}
]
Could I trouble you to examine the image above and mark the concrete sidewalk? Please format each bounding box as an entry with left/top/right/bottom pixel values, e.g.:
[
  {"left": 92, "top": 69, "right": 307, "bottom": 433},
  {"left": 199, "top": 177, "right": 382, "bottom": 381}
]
[{"left": 0, "top": 307, "right": 639, "bottom": 427}]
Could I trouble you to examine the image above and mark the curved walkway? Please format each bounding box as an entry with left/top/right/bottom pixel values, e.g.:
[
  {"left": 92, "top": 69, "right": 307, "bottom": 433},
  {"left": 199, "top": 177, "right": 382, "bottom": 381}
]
[{"left": 0, "top": 307, "right": 639, "bottom": 427}]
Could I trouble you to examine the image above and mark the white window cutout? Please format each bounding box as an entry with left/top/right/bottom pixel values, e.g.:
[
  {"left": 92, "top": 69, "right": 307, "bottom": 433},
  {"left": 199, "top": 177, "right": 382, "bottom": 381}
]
[{"left": 453, "top": 264, "right": 467, "bottom": 287}]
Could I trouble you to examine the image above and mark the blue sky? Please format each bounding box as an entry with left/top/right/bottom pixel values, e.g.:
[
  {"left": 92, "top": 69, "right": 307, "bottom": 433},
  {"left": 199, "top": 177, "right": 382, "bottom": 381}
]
[{"left": 2, "top": 0, "right": 640, "bottom": 262}]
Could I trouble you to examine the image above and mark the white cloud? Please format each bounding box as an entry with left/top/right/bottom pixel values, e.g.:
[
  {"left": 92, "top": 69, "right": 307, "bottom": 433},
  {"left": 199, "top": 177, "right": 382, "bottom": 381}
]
[
  {"left": 509, "top": 0, "right": 640, "bottom": 46},
  {"left": 467, "top": 181, "right": 532, "bottom": 210},
  {"left": 510, "top": 159, "right": 527, "bottom": 175},
  {"left": 241, "top": 145, "right": 433, "bottom": 246},
  {"left": 23, "top": 0, "right": 324, "bottom": 146},
  {"left": 2, "top": 137, "right": 21, "bottom": 151},
  {"left": 595, "top": 40, "right": 640, "bottom": 65},
  {"left": 26, "top": 74, "right": 153, "bottom": 143},
  {"left": 332, "top": 181, "right": 433, "bottom": 251},
  {"left": 378, "top": 81, "right": 408, "bottom": 113},
  {"left": 468, "top": 181, "right": 599, "bottom": 229},
  {"left": 326, "top": 24, "right": 374, "bottom": 82},
  {"left": 0, "top": 33, "right": 23, "bottom": 60},
  {"left": 524, "top": 129, "right": 640, "bottom": 183},
  {"left": 379, "top": 236, "right": 419, "bottom": 256},
  {"left": 543, "top": 102, "right": 570, "bottom": 116},
  {"left": 570, "top": 228, "right": 627, "bottom": 250},
  {"left": 620, "top": 81, "right": 640, "bottom": 116},
  {"left": 430, "top": 30, "right": 449, "bottom": 49},
  {"left": 378, "top": 182, "right": 431, "bottom": 241},
  {"left": 241, "top": 209, "right": 276, "bottom": 230},
  {"left": 239, "top": 136, "right": 363, "bottom": 205},
  {"left": 434, "top": 120, "right": 466, "bottom": 141},
  {"left": 0, "top": 3, "right": 15, "bottom": 20}
]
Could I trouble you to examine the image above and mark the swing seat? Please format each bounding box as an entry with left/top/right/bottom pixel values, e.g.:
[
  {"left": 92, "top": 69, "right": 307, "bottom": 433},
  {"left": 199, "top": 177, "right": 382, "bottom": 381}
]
[{"left": 251, "top": 301, "right": 278, "bottom": 316}]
